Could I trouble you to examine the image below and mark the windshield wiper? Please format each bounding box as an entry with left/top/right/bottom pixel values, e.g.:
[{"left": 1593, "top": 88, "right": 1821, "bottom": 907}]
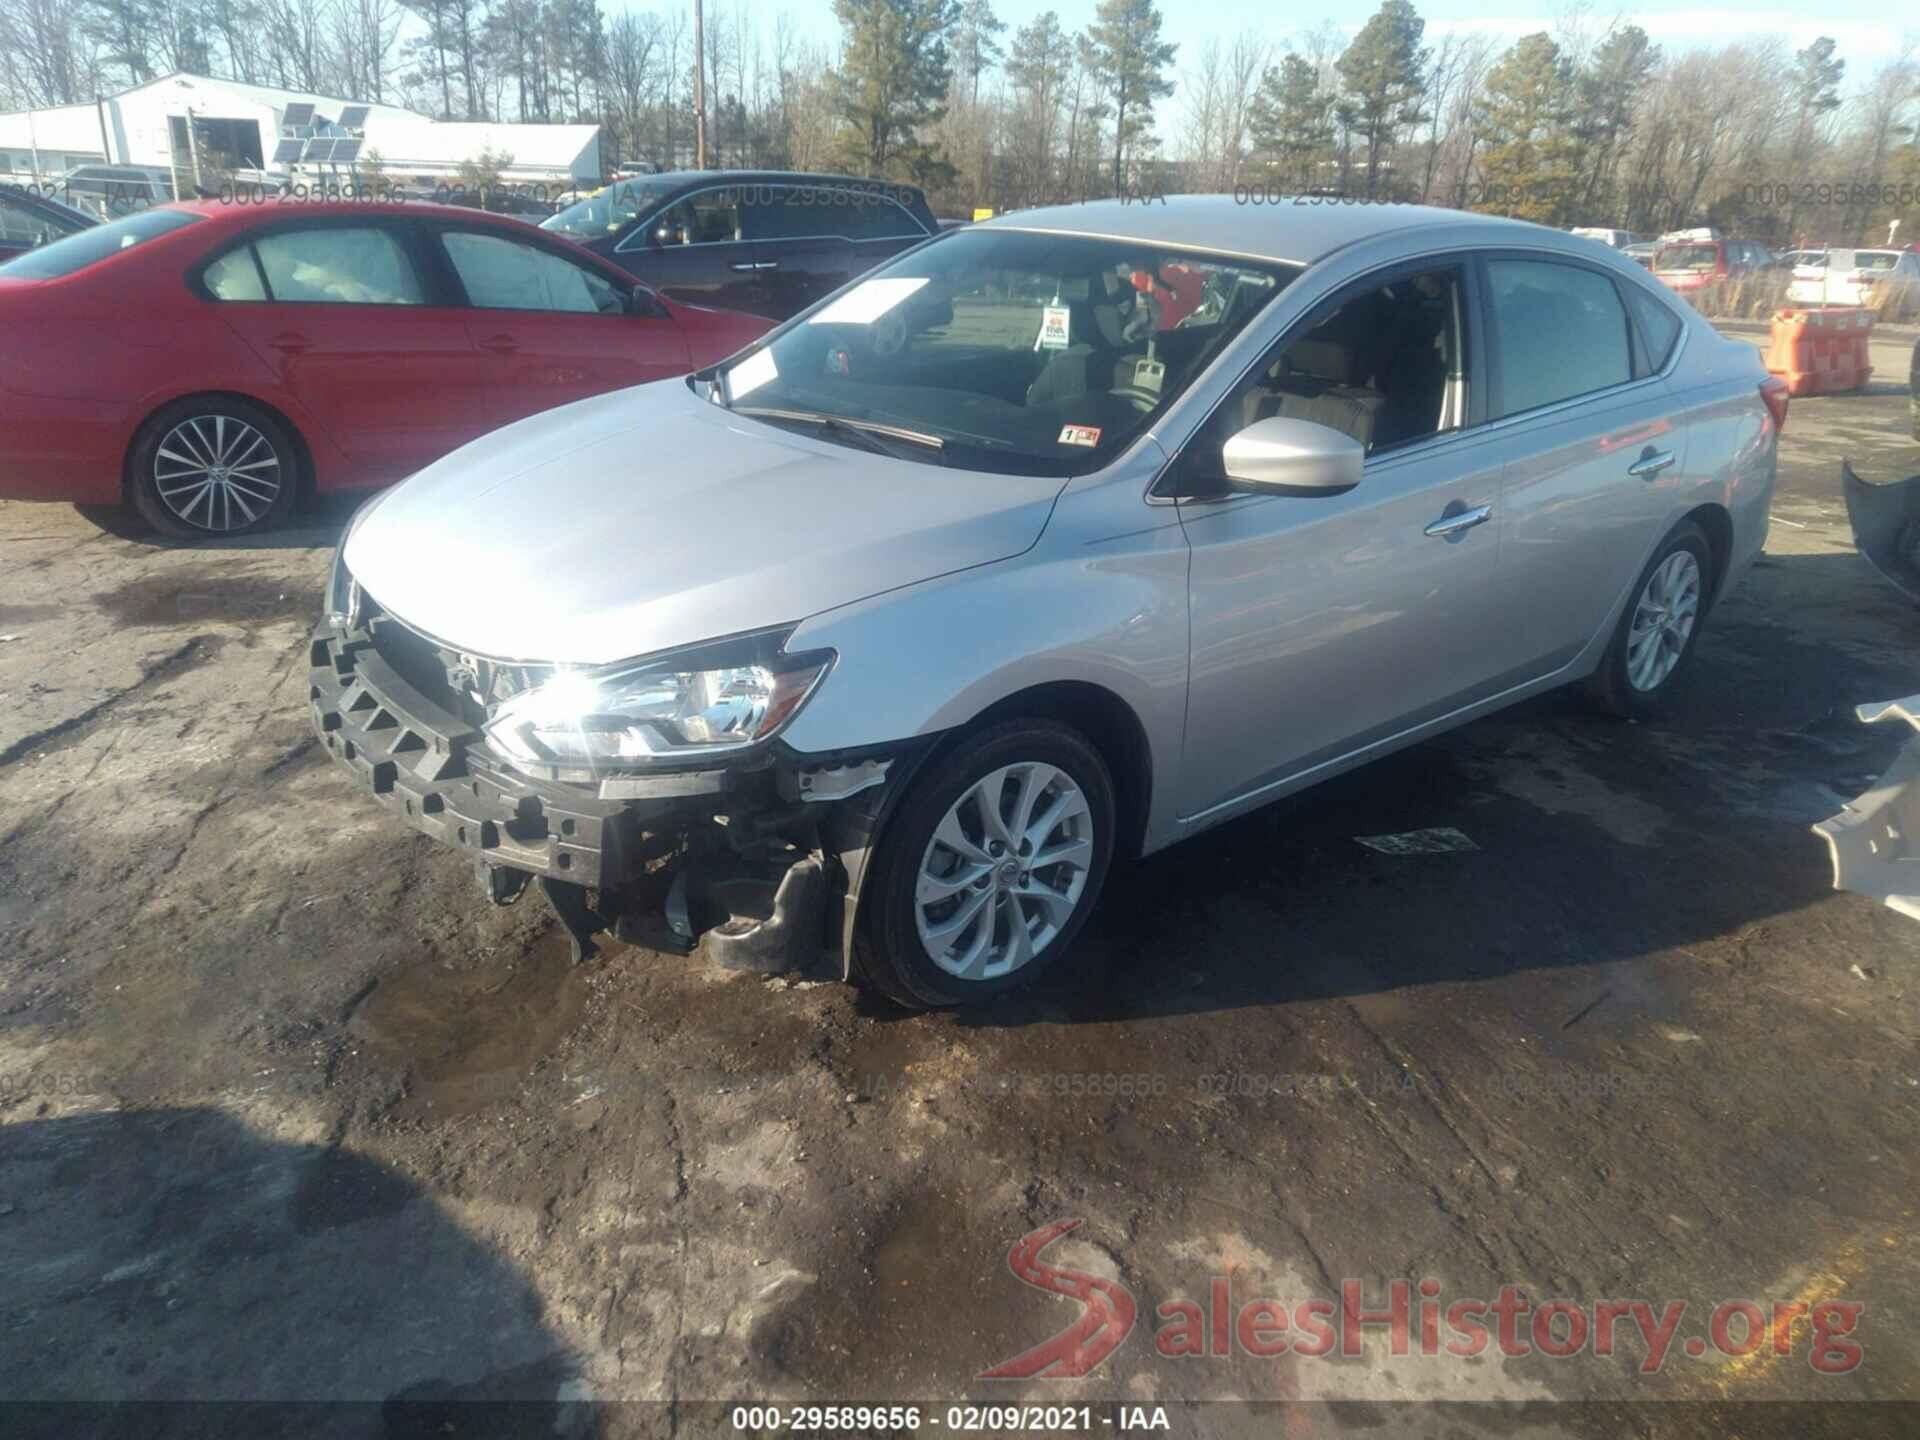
[{"left": 732, "top": 407, "right": 946, "bottom": 462}]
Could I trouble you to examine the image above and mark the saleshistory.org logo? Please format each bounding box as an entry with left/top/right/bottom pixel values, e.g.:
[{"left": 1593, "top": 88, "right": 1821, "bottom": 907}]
[{"left": 978, "top": 1221, "right": 1865, "bottom": 1380}]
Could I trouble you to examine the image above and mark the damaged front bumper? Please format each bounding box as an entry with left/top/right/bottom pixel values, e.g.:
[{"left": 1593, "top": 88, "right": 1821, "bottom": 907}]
[
  {"left": 1814, "top": 695, "right": 1920, "bottom": 922},
  {"left": 308, "top": 616, "right": 915, "bottom": 971},
  {"left": 1841, "top": 461, "right": 1920, "bottom": 605}
]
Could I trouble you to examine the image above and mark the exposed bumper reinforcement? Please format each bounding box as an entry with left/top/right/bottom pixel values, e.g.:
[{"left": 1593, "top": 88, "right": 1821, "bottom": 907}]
[{"left": 308, "top": 619, "right": 689, "bottom": 890}]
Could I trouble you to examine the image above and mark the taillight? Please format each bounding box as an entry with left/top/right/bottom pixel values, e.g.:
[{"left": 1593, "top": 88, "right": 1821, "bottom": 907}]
[{"left": 1760, "top": 376, "right": 1789, "bottom": 434}]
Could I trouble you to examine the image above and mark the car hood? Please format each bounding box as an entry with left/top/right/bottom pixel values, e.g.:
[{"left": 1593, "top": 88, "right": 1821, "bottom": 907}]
[{"left": 344, "top": 380, "right": 1066, "bottom": 666}]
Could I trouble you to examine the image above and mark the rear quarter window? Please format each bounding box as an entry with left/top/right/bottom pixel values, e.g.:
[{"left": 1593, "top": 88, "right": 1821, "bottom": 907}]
[{"left": 1623, "top": 284, "right": 1683, "bottom": 372}]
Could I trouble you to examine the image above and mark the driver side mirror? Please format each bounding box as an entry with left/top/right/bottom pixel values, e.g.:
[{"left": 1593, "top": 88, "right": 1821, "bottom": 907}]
[
  {"left": 625, "top": 287, "right": 665, "bottom": 318},
  {"left": 1221, "top": 417, "right": 1363, "bottom": 495}
]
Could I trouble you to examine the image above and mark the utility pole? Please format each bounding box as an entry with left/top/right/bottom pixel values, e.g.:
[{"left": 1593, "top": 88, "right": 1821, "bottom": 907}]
[{"left": 693, "top": 0, "right": 707, "bottom": 169}]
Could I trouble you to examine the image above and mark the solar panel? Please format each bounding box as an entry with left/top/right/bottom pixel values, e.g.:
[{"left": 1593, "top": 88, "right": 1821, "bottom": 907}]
[
  {"left": 333, "top": 139, "right": 363, "bottom": 165},
  {"left": 338, "top": 106, "right": 369, "bottom": 131},
  {"left": 271, "top": 138, "right": 303, "bottom": 164},
  {"left": 300, "top": 137, "right": 331, "bottom": 162},
  {"left": 281, "top": 101, "right": 314, "bottom": 129}
]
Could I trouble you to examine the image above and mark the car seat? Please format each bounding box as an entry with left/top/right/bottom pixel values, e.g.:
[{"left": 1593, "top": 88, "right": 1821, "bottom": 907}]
[{"left": 1242, "top": 338, "right": 1385, "bottom": 451}]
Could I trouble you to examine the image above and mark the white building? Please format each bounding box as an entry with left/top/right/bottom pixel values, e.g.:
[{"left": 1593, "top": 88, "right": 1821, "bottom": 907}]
[{"left": 0, "top": 72, "right": 602, "bottom": 187}]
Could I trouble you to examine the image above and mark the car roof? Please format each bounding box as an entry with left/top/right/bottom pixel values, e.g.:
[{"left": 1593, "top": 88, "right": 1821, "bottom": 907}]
[
  {"left": 163, "top": 198, "right": 558, "bottom": 231},
  {"left": 649, "top": 170, "right": 926, "bottom": 196},
  {"left": 975, "top": 194, "right": 1593, "bottom": 266}
]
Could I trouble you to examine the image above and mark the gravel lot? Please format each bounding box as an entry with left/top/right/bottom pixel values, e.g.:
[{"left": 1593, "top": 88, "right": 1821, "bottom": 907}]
[{"left": 1, "top": 330, "right": 1917, "bottom": 1437}]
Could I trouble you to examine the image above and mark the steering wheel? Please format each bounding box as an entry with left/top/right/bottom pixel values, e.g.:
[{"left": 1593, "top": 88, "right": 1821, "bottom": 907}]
[{"left": 871, "top": 310, "right": 909, "bottom": 358}]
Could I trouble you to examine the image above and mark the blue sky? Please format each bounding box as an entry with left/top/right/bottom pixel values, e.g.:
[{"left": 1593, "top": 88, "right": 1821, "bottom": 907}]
[{"left": 651, "top": 0, "right": 1910, "bottom": 98}]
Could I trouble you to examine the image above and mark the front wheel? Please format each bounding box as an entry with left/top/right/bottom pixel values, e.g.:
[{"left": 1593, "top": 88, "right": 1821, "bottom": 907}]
[
  {"left": 128, "top": 397, "right": 299, "bottom": 539},
  {"left": 1583, "top": 521, "right": 1713, "bottom": 719},
  {"left": 858, "top": 720, "right": 1116, "bottom": 1009}
]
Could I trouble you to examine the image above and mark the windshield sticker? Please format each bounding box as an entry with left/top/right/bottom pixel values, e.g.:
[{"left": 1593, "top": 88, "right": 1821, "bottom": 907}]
[
  {"left": 1058, "top": 424, "right": 1101, "bottom": 447},
  {"left": 1036, "top": 305, "right": 1072, "bottom": 351},
  {"left": 811, "top": 276, "right": 931, "bottom": 327},
  {"left": 727, "top": 347, "right": 778, "bottom": 401}
]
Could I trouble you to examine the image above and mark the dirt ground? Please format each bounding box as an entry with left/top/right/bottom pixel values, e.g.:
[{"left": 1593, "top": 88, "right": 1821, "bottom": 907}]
[{"left": 2, "top": 329, "right": 1917, "bottom": 1439}]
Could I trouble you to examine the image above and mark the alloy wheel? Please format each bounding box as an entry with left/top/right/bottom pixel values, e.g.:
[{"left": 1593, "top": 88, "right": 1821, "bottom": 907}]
[
  {"left": 914, "top": 762, "right": 1096, "bottom": 981},
  {"left": 152, "top": 415, "right": 284, "bottom": 532},
  {"left": 1626, "top": 549, "right": 1701, "bottom": 692}
]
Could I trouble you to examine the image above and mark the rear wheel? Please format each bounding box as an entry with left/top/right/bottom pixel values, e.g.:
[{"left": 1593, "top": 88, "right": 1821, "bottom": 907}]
[
  {"left": 858, "top": 720, "right": 1115, "bottom": 1009},
  {"left": 128, "top": 397, "right": 299, "bottom": 539},
  {"left": 1583, "top": 521, "right": 1712, "bottom": 719}
]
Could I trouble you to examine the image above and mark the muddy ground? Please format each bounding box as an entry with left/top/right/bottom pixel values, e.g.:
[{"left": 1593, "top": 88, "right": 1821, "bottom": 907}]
[{"left": 1, "top": 330, "right": 1917, "bottom": 1438}]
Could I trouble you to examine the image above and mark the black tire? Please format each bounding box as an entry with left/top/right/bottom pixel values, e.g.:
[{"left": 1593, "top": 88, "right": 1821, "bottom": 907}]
[
  {"left": 1583, "top": 521, "right": 1713, "bottom": 719},
  {"left": 128, "top": 396, "right": 299, "bottom": 540},
  {"left": 856, "top": 719, "right": 1117, "bottom": 1009}
]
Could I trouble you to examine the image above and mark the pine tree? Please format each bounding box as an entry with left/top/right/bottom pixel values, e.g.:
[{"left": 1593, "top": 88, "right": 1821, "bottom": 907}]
[
  {"left": 1334, "top": 0, "right": 1427, "bottom": 197},
  {"left": 1472, "top": 31, "right": 1581, "bottom": 224},
  {"left": 1572, "top": 25, "right": 1657, "bottom": 218},
  {"left": 1082, "top": 0, "right": 1176, "bottom": 195},
  {"left": 953, "top": 0, "right": 1003, "bottom": 106},
  {"left": 1249, "top": 53, "right": 1333, "bottom": 187},
  {"left": 831, "top": 0, "right": 960, "bottom": 178}
]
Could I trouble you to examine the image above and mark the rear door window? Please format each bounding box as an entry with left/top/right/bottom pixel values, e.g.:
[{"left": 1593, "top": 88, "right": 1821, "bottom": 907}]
[
  {"left": 1487, "top": 259, "right": 1633, "bottom": 417},
  {"left": 741, "top": 185, "right": 840, "bottom": 240},
  {"left": 253, "top": 226, "right": 425, "bottom": 304}
]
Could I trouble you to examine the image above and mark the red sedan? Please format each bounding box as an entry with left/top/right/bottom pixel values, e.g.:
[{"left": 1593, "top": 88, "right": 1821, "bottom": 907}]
[{"left": 0, "top": 200, "right": 770, "bottom": 537}]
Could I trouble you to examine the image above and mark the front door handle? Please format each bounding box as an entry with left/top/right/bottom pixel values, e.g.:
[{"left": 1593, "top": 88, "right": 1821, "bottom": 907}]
[
  {"left": 1629, "top": 447, "right": 1677, "bottom": 480},
  {"left": 268, "top": 331, "right": 310, "bottom": 353},
  {"left": 1424, "top": 502, "right": 1493, "bottom": 539},
  {"left": 478, "top": 334, "right": 518, "bottom": 353}
]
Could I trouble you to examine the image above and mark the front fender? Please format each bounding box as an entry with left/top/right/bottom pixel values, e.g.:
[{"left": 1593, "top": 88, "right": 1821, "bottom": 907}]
[{"left": 781, "top": 515, "right": 1191, "bottom": 849}]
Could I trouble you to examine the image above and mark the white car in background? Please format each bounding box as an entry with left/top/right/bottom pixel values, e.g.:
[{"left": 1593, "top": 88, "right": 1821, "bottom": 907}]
[{"left": 1787, "top": 248, "right": 1920, "bottom": 308}]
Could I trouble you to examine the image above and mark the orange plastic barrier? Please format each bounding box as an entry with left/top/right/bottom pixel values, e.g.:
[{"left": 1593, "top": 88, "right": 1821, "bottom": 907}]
[{"left": 1764, "top": 306, "right": 1875, "bottom": 397}]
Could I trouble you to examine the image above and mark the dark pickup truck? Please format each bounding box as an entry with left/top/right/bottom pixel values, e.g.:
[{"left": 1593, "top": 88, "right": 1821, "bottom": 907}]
[{"left": 540, "top": 171, "right": 938, "bottom": 321}]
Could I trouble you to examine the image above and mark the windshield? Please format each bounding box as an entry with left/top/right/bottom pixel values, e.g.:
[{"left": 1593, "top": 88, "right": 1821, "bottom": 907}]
[
  {"left": 541, "top": 179, "right": 671, "bottom": 239},
  {"left": 0, "top": 206, "right": 199, "bottom": 279},
  {"left": 715, "top": 228, "right": 1299, "bottom": 477},
  {"left": 1655, "top": 244, "right": 1720, "bottom": 272}
]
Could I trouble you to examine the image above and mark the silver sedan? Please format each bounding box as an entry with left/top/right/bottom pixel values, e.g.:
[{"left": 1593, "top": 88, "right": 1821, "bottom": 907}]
[{"left": 318, "top": 197, "right": 1780, "bottom": 1007}]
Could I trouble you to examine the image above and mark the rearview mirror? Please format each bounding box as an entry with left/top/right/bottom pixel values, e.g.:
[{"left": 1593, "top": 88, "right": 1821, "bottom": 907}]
[{"left": 1221, "top": 417, "right": 1364, "bottom": 495}]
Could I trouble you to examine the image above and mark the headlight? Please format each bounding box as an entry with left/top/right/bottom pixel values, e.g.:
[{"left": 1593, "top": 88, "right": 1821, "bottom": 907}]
[
  {"left": 322, "top": 546, "right": 360, "bottom": 630},
  {"left": 324, "top": 492, "right": 391, "bottom": 629},
  {"left": 483, "top": 629, "right": 833, "bottom": 781}
]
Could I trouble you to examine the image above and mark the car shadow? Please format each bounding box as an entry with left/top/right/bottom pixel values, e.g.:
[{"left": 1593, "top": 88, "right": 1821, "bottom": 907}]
[
  {"left": 0, "top": 1108, "right": 597, "bottom": 1437},
  {"left": 72, "top": 494, "right": 361, "bottom": 551},
  {"left": 914, "top": 549, "right": 1915, "bottom": 1029}
]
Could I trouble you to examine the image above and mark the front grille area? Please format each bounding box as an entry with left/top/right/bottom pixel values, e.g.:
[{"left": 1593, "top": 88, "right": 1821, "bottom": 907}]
[
  {"left": 359, "top": 594, "right": 552, "bottom": 732},
  {"left": 309, "top": 616, "right": 636, "bottom": 886}
]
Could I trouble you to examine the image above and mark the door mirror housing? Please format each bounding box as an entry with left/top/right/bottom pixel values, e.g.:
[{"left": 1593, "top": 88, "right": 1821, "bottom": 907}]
[
  {"left": 626, "top": 286, "right": 665, "bottom": 319},
  {"left": 1221, "top": 417, "right": 1364, "bottom": 495}
]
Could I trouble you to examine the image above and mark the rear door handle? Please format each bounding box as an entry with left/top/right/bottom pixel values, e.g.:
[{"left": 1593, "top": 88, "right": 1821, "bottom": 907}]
[
  {"left": 730, "top": 260, "right": 779, "bottom": 271},
  {"left": 268, "top": 331, "right": 309, "bottom": 353},
  {"left": 1424, "top": 502, "right": 1493, "bottom": 539},
  {"left": 478, "top": 334, "right": 518, "bottom": 354},
  {"left": 1629, "top": 447, "right": 1676, "bottom": 479}
]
